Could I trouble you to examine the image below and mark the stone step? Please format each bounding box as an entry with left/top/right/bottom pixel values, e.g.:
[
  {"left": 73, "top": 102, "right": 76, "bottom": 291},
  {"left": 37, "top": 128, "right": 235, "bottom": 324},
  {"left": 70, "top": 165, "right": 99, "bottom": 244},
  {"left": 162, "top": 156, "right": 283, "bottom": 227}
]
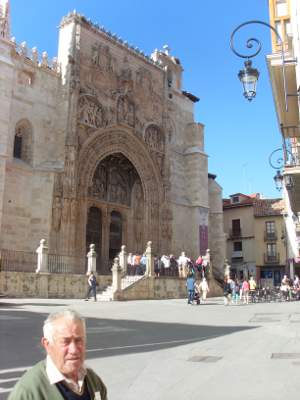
[{"left": 97, "top": 274, "right": 144, "bottom": 301}]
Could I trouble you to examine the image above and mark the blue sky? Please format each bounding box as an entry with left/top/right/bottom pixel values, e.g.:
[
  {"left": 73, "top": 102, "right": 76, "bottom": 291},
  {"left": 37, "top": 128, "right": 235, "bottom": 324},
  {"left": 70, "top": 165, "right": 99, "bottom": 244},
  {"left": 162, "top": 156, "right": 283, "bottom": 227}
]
[{"left": 10, "top": 0, "right": 282, "bottom": 199}]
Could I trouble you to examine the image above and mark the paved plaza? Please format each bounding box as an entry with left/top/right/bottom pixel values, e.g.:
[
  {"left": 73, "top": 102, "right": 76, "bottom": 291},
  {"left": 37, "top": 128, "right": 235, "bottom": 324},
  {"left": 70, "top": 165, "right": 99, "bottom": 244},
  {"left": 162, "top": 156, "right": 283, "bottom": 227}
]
[{"left": 1, "top": 297, "right": 300, "bottom": 400}]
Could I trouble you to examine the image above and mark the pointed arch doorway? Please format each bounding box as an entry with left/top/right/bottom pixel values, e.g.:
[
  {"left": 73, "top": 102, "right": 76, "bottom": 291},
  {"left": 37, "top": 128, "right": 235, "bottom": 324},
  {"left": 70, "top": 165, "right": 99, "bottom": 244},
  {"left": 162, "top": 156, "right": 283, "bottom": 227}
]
[{"left": 85, "top": 153, "right": 145, "bottom": 273}]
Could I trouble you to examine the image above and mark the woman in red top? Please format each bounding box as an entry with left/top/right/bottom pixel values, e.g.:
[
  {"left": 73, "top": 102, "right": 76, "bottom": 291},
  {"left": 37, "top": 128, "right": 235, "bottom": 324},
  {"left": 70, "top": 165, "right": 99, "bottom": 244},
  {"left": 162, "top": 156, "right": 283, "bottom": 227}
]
[{"left": 242, "top": 279, "right": 250, "bottom": 304}]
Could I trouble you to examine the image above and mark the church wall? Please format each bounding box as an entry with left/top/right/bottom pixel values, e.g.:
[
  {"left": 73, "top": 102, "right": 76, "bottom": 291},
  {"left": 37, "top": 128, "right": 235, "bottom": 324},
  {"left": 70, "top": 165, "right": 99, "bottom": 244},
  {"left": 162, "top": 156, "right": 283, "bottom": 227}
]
[
  {"left": 0, "top": 40, "right": 14, "bottom": 246},
  {"left": 208, "top": 178, "right": 226, "bottom": 277},
  {"left": 171, "top": 203, "right": 209, "bottom": 259},
  {"left": 0, "top": 44, "right": 65, "bottom": 251},
  {"left": 1, "top": 161, "right": 54, "bottom": 250}
]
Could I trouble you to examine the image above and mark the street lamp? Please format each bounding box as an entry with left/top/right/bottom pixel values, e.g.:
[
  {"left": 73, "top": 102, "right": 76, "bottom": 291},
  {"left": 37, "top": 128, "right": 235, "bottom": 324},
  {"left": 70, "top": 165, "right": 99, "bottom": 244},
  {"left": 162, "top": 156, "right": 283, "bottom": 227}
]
[
  {"left": 230, "top": 20, "right": 289, "bottom": 111},
  {"left": 269, "top": 148, "right": 294, "bottom": 191}
]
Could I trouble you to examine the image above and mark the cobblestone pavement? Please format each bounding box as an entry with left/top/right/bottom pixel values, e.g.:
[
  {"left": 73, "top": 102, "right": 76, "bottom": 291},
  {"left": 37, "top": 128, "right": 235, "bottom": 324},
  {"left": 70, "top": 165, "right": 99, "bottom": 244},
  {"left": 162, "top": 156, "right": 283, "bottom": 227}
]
[{"left": 1, "top": 297, "right": 300, "bottom": 400}]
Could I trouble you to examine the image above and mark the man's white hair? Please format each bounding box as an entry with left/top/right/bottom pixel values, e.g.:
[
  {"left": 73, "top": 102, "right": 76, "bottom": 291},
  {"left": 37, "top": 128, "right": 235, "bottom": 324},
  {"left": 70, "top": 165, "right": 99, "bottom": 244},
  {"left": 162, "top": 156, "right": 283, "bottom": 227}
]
[{"left": 43, "top": 309, "right": 86, "bottom": 343}]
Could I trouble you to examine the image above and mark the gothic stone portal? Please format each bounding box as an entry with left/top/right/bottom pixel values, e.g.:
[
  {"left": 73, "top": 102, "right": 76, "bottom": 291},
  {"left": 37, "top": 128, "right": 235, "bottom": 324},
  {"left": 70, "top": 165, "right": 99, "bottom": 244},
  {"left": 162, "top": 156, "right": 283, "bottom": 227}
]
[{"left": 86, "top": 153, "right": 145, "bottom": 273}]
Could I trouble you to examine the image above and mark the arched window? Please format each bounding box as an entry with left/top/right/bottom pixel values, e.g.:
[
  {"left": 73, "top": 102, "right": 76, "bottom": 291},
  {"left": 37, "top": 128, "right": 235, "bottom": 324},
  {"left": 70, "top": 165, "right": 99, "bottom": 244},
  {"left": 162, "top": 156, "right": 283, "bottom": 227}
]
[{"left": 13, "top": 120, "right": 33, "bottom": 164}]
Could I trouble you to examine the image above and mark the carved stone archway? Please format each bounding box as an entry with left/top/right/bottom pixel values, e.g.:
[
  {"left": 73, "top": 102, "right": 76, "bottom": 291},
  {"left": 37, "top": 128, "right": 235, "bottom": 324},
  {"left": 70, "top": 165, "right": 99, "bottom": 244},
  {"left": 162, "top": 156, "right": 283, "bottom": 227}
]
[{"left": 76, "top": 126, "right": 165, "bottom": 270}]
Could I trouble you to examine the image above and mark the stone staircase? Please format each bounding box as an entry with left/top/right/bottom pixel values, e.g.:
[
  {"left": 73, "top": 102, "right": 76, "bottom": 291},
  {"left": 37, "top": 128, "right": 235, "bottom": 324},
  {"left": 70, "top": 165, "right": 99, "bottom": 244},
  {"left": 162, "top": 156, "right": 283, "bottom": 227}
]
[{"left": 97, "top": 274, "right": 144, "bottom": 301}]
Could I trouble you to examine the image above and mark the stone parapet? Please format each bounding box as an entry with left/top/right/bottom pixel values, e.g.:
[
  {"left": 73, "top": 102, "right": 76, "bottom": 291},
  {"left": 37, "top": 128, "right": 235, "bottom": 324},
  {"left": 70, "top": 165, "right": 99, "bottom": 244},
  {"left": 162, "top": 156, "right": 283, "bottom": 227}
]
[
  {"left": 119, "top": 276, "right": 222, "bottom": 301},
  {"left": 0, "top": 271, "right": 112, "bottom": 298}
]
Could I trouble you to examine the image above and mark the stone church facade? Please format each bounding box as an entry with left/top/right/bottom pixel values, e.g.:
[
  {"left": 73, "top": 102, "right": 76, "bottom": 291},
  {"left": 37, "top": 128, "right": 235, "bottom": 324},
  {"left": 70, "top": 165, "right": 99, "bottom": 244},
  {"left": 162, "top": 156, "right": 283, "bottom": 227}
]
[{"left": 0, "top": 2, "right": 225, "bottom": 275}]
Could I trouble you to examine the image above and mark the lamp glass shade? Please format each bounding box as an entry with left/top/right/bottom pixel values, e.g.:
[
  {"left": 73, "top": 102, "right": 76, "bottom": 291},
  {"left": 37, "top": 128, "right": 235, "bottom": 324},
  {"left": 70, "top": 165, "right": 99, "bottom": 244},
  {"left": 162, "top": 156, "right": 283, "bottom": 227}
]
[
  {"left": 274, "top": 170, "right": 283, "bottom": 191},
  {"left": 238, "top": 60, "right": 259, "bottom": 101}
]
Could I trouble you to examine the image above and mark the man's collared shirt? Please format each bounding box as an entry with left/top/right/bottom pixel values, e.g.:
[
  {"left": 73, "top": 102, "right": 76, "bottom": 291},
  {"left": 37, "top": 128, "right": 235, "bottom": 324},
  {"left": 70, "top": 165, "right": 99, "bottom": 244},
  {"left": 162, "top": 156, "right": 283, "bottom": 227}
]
[{"left": 46, "top": 355, "right": 87, "bottom": 394}]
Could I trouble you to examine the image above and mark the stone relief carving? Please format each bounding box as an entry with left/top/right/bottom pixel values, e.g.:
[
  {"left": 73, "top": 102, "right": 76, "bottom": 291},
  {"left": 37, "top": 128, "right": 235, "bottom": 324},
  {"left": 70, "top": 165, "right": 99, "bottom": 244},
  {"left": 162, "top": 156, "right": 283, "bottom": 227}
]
[
  {"left": 161, "top": 206, "right": 173, "bottom": 240},
  {"left": 136, "top": 67, "right": 153, "bottom": 93},
  {"left": 88, "top": 154, "right": 139, "bottom": 207},
  {"left": 145, "top": 125, "right": 164, "bottom": 153},
  {"left": 91, "top": 44, "right": 114, "bottom": 73},
  {"left": 120, "top": 56, "right": 132, "bottom": 81},
  {"left": 133, "top": 182, "right": 144, "bottom": 243},
  {"left": 52, "top": 196, "right": 62, "bottom": 232},
  {"left": 109, "top": 168, "right": 128, "bottom": 204},
  {"left": 144, "top": 125, "right": 165, "bottom": 176},
  {"left": 78, "top": 96, "right": 104, "bottom": 128},
  {"left": 117, "top": 95, "right": 135, "bottom": 127}
]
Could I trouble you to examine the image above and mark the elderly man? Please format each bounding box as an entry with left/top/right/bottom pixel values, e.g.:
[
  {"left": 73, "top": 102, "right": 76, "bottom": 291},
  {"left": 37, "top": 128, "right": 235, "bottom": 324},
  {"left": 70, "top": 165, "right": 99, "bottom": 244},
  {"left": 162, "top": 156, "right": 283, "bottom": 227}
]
[{"left": 8, "top": 309, "right": 107, "bottom": 400}]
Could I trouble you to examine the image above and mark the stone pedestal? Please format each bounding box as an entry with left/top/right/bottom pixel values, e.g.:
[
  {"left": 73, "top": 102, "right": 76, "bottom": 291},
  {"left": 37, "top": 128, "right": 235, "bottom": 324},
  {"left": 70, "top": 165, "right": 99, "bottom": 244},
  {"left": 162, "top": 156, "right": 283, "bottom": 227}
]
[
  {"left": 112, "top": 257, "right": 122, "bottom": 300},
  {"left": 36, "top": 239, "right": 49, "bottom": 273},
  {"left": 87, "top": 244, "right": 97, "bottom": 274},
  {"left": 145, "top": 241, "right": 154, "bottom": 277},
  {"left": 118, "top": 245, "right": 127, "bottom": 276}
]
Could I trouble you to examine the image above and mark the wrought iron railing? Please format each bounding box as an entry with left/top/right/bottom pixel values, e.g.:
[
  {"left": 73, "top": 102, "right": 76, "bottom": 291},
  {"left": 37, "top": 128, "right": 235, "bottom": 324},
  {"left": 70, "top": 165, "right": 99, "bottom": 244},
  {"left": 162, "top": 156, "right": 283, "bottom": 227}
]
[
  {"left": 48, "top": 254, "right": 86, "bottom": 274},
  {"left": 264, "top": 231, "right": 278, "bottom": 241},
  {"left": 0, "top": 249, "right": 86, "bottom": 274},
  {"left": 0, "top": 249, "right": 36, "bottom": 272},
  {"left": 264, "top": 253, "right": 280, "bottom": 264}
]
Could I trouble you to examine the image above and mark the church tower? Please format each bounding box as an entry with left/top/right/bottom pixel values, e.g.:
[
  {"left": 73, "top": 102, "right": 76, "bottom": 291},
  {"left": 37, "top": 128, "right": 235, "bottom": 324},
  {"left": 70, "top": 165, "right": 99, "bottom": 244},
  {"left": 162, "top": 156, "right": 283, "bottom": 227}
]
[{"left": 0, "top": 0, "right": 10, "bottom": 39}]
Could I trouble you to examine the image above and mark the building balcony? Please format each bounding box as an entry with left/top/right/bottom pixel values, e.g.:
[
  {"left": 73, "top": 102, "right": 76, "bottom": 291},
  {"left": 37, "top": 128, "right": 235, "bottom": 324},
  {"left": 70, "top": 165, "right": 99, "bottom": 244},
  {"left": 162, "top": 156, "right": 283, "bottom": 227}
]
[
  {"left": 264, "top": 253, "right": 280, "bottom": 264},
  {"left": 229, "top": 228, "right": 242, "bottom": 239},
  {"left": 264, "top": 231, "right": 278, "bottom": 241},
  {"left": 232, "top": 251, "right": 243, "bottom": 259}
]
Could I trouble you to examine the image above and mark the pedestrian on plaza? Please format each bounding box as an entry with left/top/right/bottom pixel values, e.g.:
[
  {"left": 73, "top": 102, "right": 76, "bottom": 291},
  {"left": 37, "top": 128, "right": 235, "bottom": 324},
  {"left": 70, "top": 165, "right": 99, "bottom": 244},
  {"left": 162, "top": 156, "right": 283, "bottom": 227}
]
[
  {"left": 177, "top": 251, "right": 190, "bottom": 278},
  {"left": 195, "top": 255, "right": 203, "bottom": 278},
  {"left": 239, "top": 278, "right": 243, "bottom": 302},
  {"left": 242, "top": 278, "right": 250, "bottom": 304},
  {"left": 161, "top": 254, "right": 170, "bottom": 276},
  {"left": 199, "top": 277, "right": 209, "bottom": 303},
  {"left": 140, "top": 253, "right": 147, "bottom": 275},
  {"left": 186, "top": 271, "right": 196, "bottom": 304},
  {"left": 133, "top": 253, "right": 141, "bottom": 275},
  {"left": 8, "top": 309, "right": 107, "bottom": 400},
  {"left": 249, "top": 276, "right": 257, "bottom": 303},
  {"left": 230, "top": 278, "right": 238, "bottom": 304},
  {"left": 85, "top": 271, "right": 97, "bottom": 302},
  {"left": 169, "top": 254, "right": 178, "bottom": 276},
  {"left": 127, "top": 252, "right": 134, "bottom": 275},
  {"left": 223, "top": 277, "right": 232, "bottom": 306},
  {"left": 154, "top": 256, "right": 160, "bottom": 277}
]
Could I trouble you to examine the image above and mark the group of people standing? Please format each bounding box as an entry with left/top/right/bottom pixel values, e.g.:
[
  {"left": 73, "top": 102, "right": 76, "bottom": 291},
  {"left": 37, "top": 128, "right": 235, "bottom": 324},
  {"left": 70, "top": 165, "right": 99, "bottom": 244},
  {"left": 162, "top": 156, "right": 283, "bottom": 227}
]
[
  {"left": 154, "top": 252, "right": 209, "bottom": 279},
  {"left": 223, "top": 276, "right": 257, "bottom": 305},
  {"left": 186, "top": 273, "right": 210, "bottom": 305},
  {"left": 126, "top": 251, "right": 209, "bottom": 279}
]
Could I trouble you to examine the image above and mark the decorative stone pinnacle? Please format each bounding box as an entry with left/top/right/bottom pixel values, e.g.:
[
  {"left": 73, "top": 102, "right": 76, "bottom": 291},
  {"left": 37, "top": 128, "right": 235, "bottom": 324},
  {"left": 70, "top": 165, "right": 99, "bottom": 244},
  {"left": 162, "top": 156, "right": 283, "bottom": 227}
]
[
  {"left": 162, "top": 44, "right": 171, "bottom": 55},
  {"left": 0, "top": 0, "right": 10, "bottom": 40}
]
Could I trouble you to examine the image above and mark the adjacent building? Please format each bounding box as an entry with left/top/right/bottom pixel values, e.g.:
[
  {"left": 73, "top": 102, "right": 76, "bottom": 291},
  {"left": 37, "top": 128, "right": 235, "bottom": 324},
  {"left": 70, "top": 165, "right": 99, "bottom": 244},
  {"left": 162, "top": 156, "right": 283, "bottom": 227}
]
[
  {"left": 223, "top": 193, "right": 286, "bottom": 286},
  {"left": 268, "top": 0, "right": 300, "bottom": 278},
  {"left": 0, "top": 1, "right": 225, "bottom": 276}
]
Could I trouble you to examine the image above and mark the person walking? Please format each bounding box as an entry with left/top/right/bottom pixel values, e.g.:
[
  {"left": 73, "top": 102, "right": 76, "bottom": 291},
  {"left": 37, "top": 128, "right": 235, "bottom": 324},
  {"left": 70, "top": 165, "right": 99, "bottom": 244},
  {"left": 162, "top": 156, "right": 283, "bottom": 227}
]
[
  {"left": 249, "top": 276, "right": 257, "bottom": 303},
  {"left": 242, "top": 278, "right": 250, "bottom": 304},
  {"left": 8, "top": 309, "right": 107, "bottom": 399},
  {"left": 177, "top": 251, "right": 190, "bottom": 278},
  {"left": 199, "top": 277, "right": 209, "bottom": 303},
  {"left": 85, "top": 272, "right": 97, "bottom": 301},
  {"left": 186, "top": 272, "right": 196, "bottom": 304},
  {"left": 223, "top": 277, "right": 232, "bottom": 306}
]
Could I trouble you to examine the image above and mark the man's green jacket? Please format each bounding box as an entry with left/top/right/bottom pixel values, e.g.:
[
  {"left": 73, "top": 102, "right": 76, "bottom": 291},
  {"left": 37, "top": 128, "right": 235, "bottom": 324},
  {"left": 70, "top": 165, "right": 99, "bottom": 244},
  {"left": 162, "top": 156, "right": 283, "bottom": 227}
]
[{"left": 8, "top": 360, "right": 107, "bottom": 400}]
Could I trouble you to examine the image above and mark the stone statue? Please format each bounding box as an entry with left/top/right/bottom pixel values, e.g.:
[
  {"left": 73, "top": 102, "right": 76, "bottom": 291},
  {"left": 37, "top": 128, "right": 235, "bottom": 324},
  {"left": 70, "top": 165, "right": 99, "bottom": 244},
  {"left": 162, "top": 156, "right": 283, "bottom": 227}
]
[{"left": 224, "top": 259, "right": 231, "bottom": 279}]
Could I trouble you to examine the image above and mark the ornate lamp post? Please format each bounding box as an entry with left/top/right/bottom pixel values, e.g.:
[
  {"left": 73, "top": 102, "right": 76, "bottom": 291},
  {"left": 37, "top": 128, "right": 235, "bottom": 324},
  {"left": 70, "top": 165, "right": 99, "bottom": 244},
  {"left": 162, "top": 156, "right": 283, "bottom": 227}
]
[{"left": 230, "top": 20, "right": 289, "bottom": 111}]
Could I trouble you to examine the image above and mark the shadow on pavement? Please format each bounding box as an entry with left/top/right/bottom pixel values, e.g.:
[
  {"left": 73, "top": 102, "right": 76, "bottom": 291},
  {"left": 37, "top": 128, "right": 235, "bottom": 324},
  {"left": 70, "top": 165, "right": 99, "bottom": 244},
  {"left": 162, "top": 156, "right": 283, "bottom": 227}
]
[{"left": 0, "top": 308, "right": 258, "bottom": 370}]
